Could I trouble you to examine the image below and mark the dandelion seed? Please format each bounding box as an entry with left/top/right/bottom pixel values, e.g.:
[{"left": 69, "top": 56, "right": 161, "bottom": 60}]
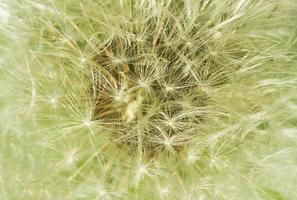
[
  {"left": 282, "top": 128, "right": 297, "bottom": 138},
  {"left": 163, "top": 138, "right": 173, "bottom": 149},
  {"left": 95, "top": 185, "right": 112, "bottom": 200},
  {"left": 198, "top": 193, "right": 206, "bottom": 200},
  {"left": 165, "top": 118, "right": 175, "bottom": 128},
  {"left": 65, "top": 155, "right": 74, "bottom": 165},
  {"left": 200, "top": 85, "right": 210, "bottom": 93},
  {"left": 164, "top": 85, "right": 175, "bottom": 92},
  {"left": 25, "top": 189, "right": 33, "bottom": 195},
  {"left": 138, "top": 80, "right": 150, "bottom": 88},
  {"left": 186, "top": 41, "right": 193, "bottom": 47},
  {"left": 134, "top": 35, "right": 145, "bottom": 43},
  {"left": 113, "top": 57, "right": 125, "bottom": 64},
  {"left": 210, "top": 158, "right": 217, "bottom": 168},
  {"left": 159, "top": 187, "right": 170, "bottom": 196},
  {"left": 31, "top": 2, "right": 57, "bottom": 13},
  {"left": 79, "top": 57, "right": 86, "bottom": 64},
  {"left": 152, "top": 7, "right": 161, "bottom": 16},
  {"left": 137, "top": 164, "right": 147, "bottom": 175},
  {"left": 165, "top": 41, "right": 172, "bottom": 47},
  {"left": 64, "top": 150, "right": 77, "bottom": 165},
  {"left": 135, "top": 164, "right": 149, "bottom": 182},
  {"left": 187, "top": 153, "right": 199, "bottom": 164},
  {"left": 113, "top": 93, "right": 124, "bottom": 102},
  {"left": 125, "top": 96, "right": 143, "bottom": 122},
  {"left": 97, "top": 188, "right": 107, "bottom": 197},
  {"left": 0, "top": 5, "right": 9, "bottom": 24},
  {"left": 82, "top": 119, "right": 92, "bottom": 127},
  {"left": 210, "top": 51, "right": 217, "bottom": 56},
  {"left": 49, "top": 97, "right": 58, "bottom": 108},
  {"left": 213, "top": 31, "right": 223, "bottom": 39},
  {"left": 248, "top": 112, "right": 263, "bottom": 120},
  {"left": 183, "top": 63, "right": 192, "bottom": 74}
]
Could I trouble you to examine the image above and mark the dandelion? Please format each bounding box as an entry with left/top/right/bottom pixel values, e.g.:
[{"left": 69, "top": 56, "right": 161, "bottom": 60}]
[{"left": 1, "top": 0, "right": 297, "bottom": 199}]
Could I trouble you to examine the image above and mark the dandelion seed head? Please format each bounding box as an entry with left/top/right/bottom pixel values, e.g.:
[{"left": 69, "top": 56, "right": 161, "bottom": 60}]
[{"left": 2, "top": 0, "right": 297, "bottom": 199}]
